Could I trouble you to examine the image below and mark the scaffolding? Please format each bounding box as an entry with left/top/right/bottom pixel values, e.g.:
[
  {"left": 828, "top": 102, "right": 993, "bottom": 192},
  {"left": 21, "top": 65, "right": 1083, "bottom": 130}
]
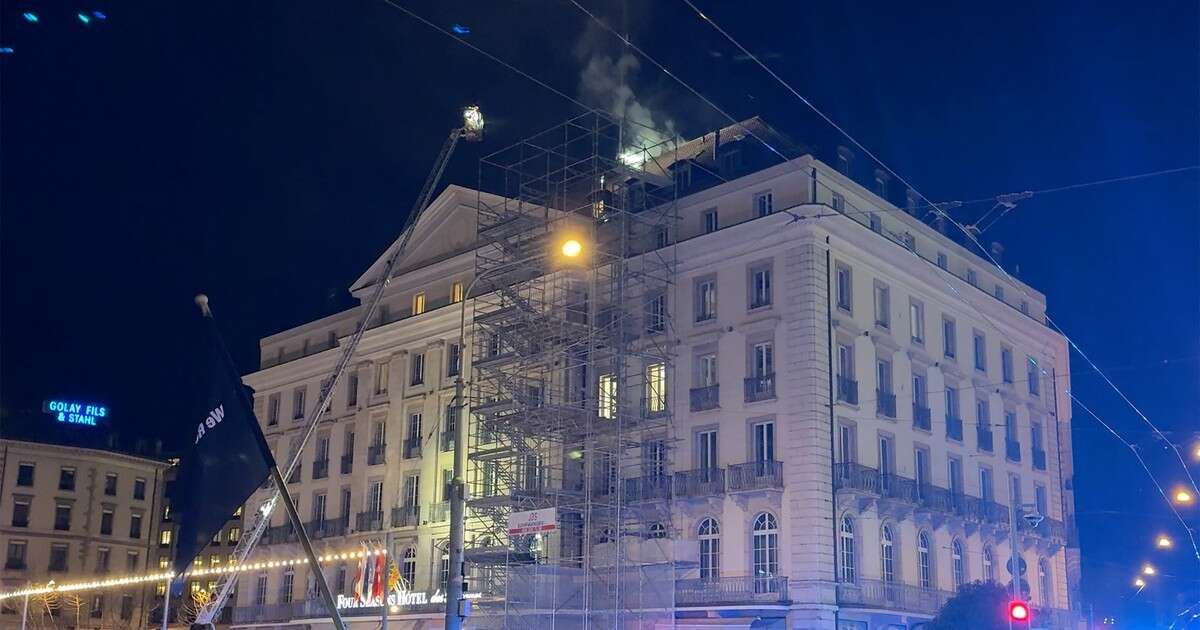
[{"left": 465, "top": 112, "right": 679, "bottom": 629}]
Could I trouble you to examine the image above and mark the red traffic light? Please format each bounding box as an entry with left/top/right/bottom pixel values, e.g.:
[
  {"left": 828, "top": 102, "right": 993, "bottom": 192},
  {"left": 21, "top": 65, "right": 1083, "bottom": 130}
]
[{"left": 1009, "top": 600, "right": 1030, "bottom": 621}]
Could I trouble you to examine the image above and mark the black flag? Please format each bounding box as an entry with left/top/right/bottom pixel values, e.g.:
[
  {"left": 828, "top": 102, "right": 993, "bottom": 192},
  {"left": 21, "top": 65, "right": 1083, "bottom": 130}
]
[{"left": 172, "top": 308, "right": 276, "bottom": 576}]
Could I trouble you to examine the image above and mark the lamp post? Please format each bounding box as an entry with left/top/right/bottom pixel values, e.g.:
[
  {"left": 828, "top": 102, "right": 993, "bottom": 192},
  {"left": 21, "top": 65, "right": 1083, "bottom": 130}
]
[{"left": 444, "top": 238, "right": 584, "bottom": 630}]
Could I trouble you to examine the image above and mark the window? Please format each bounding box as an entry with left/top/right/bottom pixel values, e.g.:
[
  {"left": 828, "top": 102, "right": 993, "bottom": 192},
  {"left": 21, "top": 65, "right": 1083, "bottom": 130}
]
[
  {"left": 973, "top": 332, "right": 987, "bottom": 371},
  {"left": 835, "top": 263, "right": 853, "bottom": 312},
  {"left": 447, "top": 343, "right": 462, "bottom": 376},
  {"left": 839, "top": 516, "right": 856, "bottom": 583},
  {"left": 880, "top": 525, "right": 895, "bottom": 583},
  {"left": 917, "top": 531, "right": 933, "bottom": 588},
  {"left": 6, "top": 541, "right": 27, "bottom": 570},
  {"left": 335, "top": 565, "right": 347, "bottom": 593},
  {"left": 441, "top": 550, "right": 450, "bottom": 589},
  {"left": 868, "top": 212, "right": 880, "bottom": 232},
  {"left": 401, "top": 549, "right": 417, "bottom": 588},
  {"left": 914, "top": 447, "right": 930, "bottom": 488},
  {"left": 654, "top": 226, "right": 670, "bottom": 248},
  {"left": 126, "top": 551, "right": 139, "bottom": 571},
  {"left": 101, "top": 509, "right": 113, "bottom": 535},
  {"left": 752, "top": 512, "right": 779, "bottom": 578},
  {"left": 599, "top": 374, "right": 617, "bottom": 419},
  {"left": 695, "top": 278, "right": 717, "bottom": 322},
  {"left": 874, "top": 171, "right": 889, "bottom": 198},
  {"left": 1010, "top": 474, "right": 1023, "bottom": 509},
  {"left": 698, "top": 518, "right": 720, "bottom": 580},
  {"left": 703, "top": 209, "right": 718, "bottom": 234},
  {"left": 1001, "top": 347, "right": 1014, "bottom": 383},
  {"left": 49, "top": 543, "right": 69, "bottom": 571},
  {"left": 281, "top": 569, "right": 295, "bottom": 603},
  {"left": 832, "top": 193, "right": 845, "bottom": 213},
  {"left": 104, "top": 473, "right": 118, "bottom": 496},
  {"left": 877, "top": 359, "right": 893, "bottom": 394},
  {"left": 646, "top": 292, "right": 667, "bottom": 333},
  {"left": 753, "top": 421, "right": 775, "bottom": 464},
  {"left": 698, "top": 354, "right": 718, "bottom": 387},
  {"left": 11, "top": 499, "right": 29, "bottom": 528},
  {"left": 909, "top": 300, "right": 925, "bottom": 343},
  {"left": 752, "top": 342, "right": 774, "bottom": 379},
  {"left": 878, "top": 435, "right": 894, "bottom": 474},
  {"left": 837, "top": 343, "right": 854, "bottom": 383},
  {"left": 130, "top": 512, "right": 143, "bottom": 539},
  {"left": 1039, "top": 559, "right": 1052, "bottom": 605},
  {"left": 254, "top": 574, "right": 268, "bottom": 606},
  {"left": 158, "top": 556, "right": 170, "bottom": 570},
  {"left": 838, "top": 423, "right": 857, "bottom": 465},
  {"left": 410, "top": 353, "right": 425, "bottom": 385},
  {"left": 119, "top": 594, "right": 134, "bottom": 621},
  {"left": 902, "top": 232, "right": 916, "bottom": 250},
  {"left": 159, "top": 529, "right": 172, "bottom": 546},
  {"left": 937, "top": 252, "right": 948, "bottom": 270},
  {"left": 346, "top": 371, "right": 359, "bottom": 407},
  {"left": 966, "top": 268, "right": 978, "bottom": 286},
  {"left": 412, "top": 292, "right": 426, "bottom": 315},
  {"left": 645, "top": 362, "right": 667, "bottom": 414},
  {"left": 228, "top": 526, "right": 241, "bottom": 543},
  {"left": 983, "top": 546, "right": 995, "bottom": 582},
  {"left": 948, "top": 457, "right": 963, "bottom": 494},
  {"left": 873, "top": 284, "right": 890, "bottom": 328},
  {"left": 1027, "top": 357, "right": 1041, "bottom": 396},
  {"left": 54, "top": 503, "right": 72, "bottom": 531},
  {"left": 375, "top": 361, "right": 390, "bottom": 395},
  {"left": 368, "top": 480, "right": 384, "bottom": 514},
  {"left": 1021, "top": 300, "right": 1030, "bottom": 314},
  {"left": 750, "top": 266, "right": 772, "bottom": 308},
  {"left": 942, "top": 317, "right": 957, "bottom": 358},
  {"left": 133, "top": 478, "right": 146, "bottom": 500},
  {"left": 946, "top": 386, "right": 960, "bottom": 421},
  {"left": 1005, "top": 411, "right": 1018, "bottom": 442},
  {"left": 980, "top": 468, "right": 994, "bottom": 502},
  {"left": 1035, "top": 484, "right": 1048, "bottom": 517},
  {"left": 837, "top": 147, "right": 852, "bottom": 174},
  {"left": 59, "top": 467, "right": 76, "bottom": 491},
  {"left": 994, "top": 284, "right": 1005, "bottom": 300},
  {"left": 312, "top": 493, "right": 327, "bottom": 523},
  {"left": 696, "top": 430, "right": 718, "bottom": 471},
  {"left": 16, "top": 463, "right": 33, "bottom": 487},
  {"left": 952, "top": 540, "right": 966, "bottom": 589},
  {"left": 754, "top": 191, "right": 773, "bottom": 217},
  {"left": 267, "top": 393, "right": 280, "bottom": 425}
]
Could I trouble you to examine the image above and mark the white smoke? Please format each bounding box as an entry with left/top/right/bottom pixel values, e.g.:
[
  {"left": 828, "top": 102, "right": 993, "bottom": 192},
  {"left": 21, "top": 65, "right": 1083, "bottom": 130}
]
[{"left": 575, "top": 29, "right": 677, "bottom": 156}]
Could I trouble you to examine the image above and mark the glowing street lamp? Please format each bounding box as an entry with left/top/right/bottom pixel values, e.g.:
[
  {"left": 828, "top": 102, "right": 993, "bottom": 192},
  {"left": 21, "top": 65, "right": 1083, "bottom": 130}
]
[
  {"left": 1156, "top": 535, "right": 1173, "bottom": 549},
  {"left": 1142, "top": 564, "right": 1157, "bottom": 576},
  {"left": 1134, "top": 577, "right": 1146, "bottom": 588},
  {"left": 561, "top": 239, "right": 583, "bottom": 258},
  {"left": 1174, "top": 489, "right": 1194, "bottom": 505}
]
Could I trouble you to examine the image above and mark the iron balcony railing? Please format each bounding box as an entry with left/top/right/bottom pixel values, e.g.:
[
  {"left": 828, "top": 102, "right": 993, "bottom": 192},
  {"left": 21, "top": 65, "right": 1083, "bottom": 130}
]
[
  {"left": 403, "top": 437, "right": 422, "bottom": 459},
  {"left": 728, "top": 460, "right": 783, "bottom": 492},
  {"left": 836, "top": 578, "right": 954, "bottom": 615},
  {"left": 311, "top": 459, "right": 329, "bottom": 480},
  {"left": 977, "top": 427, "right": 994, "bottom": 452},
  {"left": 340, "top": 453, "right": 353, "bottom": 474},
  {"left": 429, "top": 501, "right": 450, "bottom": 523},
  {"left": 1006, "top": 438, "right": 1022, "bottom": 462},
  {"left": 876, "top": 391, "right": 897, "bottom": 418},
  {"left": 675, "top": 575, "right": 790, "bottom": 606},
  {"left": 946, "top": 415, "right": 963, "bottom": 441},
  {"left": 391, "top": 505, "right": 420, "bottom": 528},
  {"left": 837, "top": 377, "right": 859, "bottom": 404},
  {"left": 833, "top": 463, "right": 1017, "bottom": 528},
  {"left": 673, "top": 468, "right": 725, "bottom": 498},
  {"left": 355, "top": 510, "right": 385, "bottom": 532},
  {"left": 690, "top": 385, "right": 719, "bottom": 411},
  {"left": 912, "top": 405, "right": 932, "bottom": 431},
  {"left": 744, "top": 374, "right": 776, "bottom": 403},
  {"left": 307, "top": 518, "right": 345, "bottom": 539},
  {"left": 262, "top": 524, "right": 297, "bottom": 545},
  {"left": 640, "top": 397, "right": 669, "bottom": 419},
  {"left": 1017, "top": 513, "right": 1068, "bottom": 543},
  {"left": 367, "top": 443, "right": 386, "bottom": 466},
  {"left": 623, "top": 475, "right": 672, "bottom": 502},
  {"left": 1033, "top": 449, "right": 1047, "bottom": 470}
]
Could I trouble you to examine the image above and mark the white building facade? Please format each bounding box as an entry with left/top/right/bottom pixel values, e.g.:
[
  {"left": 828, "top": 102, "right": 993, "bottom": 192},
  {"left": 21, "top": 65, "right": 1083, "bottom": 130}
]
[{"left": 232, "top": 124, "right": 1080, "bottom": 630}]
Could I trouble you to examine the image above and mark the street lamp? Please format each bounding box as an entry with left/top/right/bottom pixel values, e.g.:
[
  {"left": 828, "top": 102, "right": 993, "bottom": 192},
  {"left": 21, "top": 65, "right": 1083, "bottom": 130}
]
[
  {"left": 444, "top": 236, "right": 586, "bottom": 630},
  {"left": 1142, "top": 564, "right": 1156, "bottom": 576},
  {"left": 1174, "top": 489, "right": 1194, "bottom": 505},
  {"left": 1156, "top": 535, "right": 1173, "bottom": 549},
  {"left": 1133, "top": 577, "right": 1146, "bottom": 588}
]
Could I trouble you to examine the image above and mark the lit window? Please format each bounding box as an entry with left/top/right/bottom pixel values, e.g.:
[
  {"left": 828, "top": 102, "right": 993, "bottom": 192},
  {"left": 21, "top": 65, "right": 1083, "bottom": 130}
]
[
  {"left": 451, "top": 282, "right": 464, "bottom": 304},
  {"left": 159, "top": 529, "right": 172, "bottom": 546},
  {"left": 751, "top": 512, "right": 779, "bottom": 581},
  {"left": 412, "top": 292, "right": 426, "bottom": 315},
  {"left": 599, "top": 374, "right": 617, "bottom": 419},
  {"left": 645, "top": 363, "right": 667, "bottom": 414}
]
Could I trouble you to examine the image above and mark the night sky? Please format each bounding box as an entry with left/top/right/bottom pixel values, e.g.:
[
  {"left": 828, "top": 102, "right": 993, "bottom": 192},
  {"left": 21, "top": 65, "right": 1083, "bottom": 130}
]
[{"left": 2, "top": 1, "right": 1197, "bottom": 626}]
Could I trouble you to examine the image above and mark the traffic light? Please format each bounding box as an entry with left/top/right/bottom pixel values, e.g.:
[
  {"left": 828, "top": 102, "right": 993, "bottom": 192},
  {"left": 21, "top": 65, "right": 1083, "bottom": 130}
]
[{"left": 1009, "top": 600, "right": 1030, "bottom": 622}]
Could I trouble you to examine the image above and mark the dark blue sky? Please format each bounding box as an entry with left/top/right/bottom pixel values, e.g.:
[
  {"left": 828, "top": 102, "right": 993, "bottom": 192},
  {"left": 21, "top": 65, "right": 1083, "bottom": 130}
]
[{"left": 2, "top": 1, "right": 1196, "bottom": 625}]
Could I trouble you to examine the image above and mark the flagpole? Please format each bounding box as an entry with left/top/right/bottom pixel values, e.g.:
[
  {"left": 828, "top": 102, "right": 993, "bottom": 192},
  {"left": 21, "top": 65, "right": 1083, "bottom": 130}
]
[{"left": 269, "top": 470, "right": 348, "bottom": 630}]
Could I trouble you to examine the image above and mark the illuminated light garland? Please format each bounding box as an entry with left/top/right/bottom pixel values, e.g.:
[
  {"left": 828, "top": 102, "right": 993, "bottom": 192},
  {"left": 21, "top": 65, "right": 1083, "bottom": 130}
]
[{"left": 0, "top": 547, "right": 388, "bottom": 602}]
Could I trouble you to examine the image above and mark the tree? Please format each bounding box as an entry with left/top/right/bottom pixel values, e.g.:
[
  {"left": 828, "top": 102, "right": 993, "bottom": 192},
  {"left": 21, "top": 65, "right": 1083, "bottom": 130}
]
[{"left": 928, "top": 581, "right": 1014, "bottom": 630}]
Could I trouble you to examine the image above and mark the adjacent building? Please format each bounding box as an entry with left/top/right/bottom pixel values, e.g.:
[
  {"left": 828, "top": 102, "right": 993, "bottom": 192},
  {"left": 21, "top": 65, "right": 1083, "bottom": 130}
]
[
  {"left": 230, "top": 117, "right": 1080, "bottom": 629},
  {"left": 0, "top": 438, "right": 170, "bottom": 629}
]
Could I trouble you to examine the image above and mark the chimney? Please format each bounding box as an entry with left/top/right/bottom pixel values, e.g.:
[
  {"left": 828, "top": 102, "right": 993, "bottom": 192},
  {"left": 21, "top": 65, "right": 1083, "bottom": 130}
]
[
  {"left": 990, "top": 241, "right": 1004, "bottom": 264},
  {"left": 905, "top": 189, "right": 921, "bottom": 216}
]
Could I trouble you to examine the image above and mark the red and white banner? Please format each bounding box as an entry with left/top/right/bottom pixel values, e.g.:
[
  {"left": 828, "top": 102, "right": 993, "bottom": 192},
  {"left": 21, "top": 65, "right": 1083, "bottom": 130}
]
[{"left": 507, "top": 508, "right": 558, "bottom": 536}]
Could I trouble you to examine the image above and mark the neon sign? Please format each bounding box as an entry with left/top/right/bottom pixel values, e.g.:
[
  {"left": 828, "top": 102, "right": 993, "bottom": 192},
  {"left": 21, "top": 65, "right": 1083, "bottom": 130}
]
[
  {"left": 43, "top": 400, "right": 107, "bottom": 427},
  {"left": 335, "top": 588, "right": 481, "bottom": 610}
]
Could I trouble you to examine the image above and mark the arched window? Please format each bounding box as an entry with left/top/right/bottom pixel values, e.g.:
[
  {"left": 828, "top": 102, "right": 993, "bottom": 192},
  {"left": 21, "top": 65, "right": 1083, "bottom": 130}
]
[
  {"left": 952, "top": 539, "right": 965, "bottom": 590},
  {"left": 440, "top": 549, "right": 449, "bottom": 590},
  {"left": 401, "top": 548, "right": 416, "bottom": 588},
  {"left": 917, "top": 531, "right": 933, "bottom": 588},
  {"left": 880, "top": 524, "right": 896, "bottom": 583},
  {"left": 839, "top": 515, "right": 856, "bottom": 583},
  {"left": 648, "top": 522, "right": 667, "bottom": 539},
  {"left": 752, "top": 513, "right": 779, "bottom": 577},
  {"left": 698, "top": 518, "right": 720, "bottom": 580},
  {"left": 1038, "top": 558, "right": 1052, "bottom": 606},
  {"left": 982, "top": 546, "right": 995, "bottom": 583}
]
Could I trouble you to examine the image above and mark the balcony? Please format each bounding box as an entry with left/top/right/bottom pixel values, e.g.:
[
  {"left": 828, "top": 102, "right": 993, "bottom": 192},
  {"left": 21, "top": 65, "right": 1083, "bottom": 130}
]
[
  {"left": 440, "top": 431, "right": 455, "bottom": 453},
  {"left": 340, "top": 454, "right": 353, "bottom": 474},
  {"left": 391, "top": 505, "right": 421, "bottom": 528},
  {"left": 429, "top": 501, "right": 450, "bottom": 523},
  {"left": 977, "top": 427, "right": 994, "bottom": 452},
  {"left": 1033, "top": 449, "right": 1047, "bottom": 471},
  {"left": 311, "top": 459, "right": 329, "bottom": 480},
  {"left": 876, "top": 391, "right": 896, "bottom": 418},
  {"left": 673, "top": 468, "right": 725, "bottom": 498},
  {"left": 403, "top": 437, "right": 422, "bottom": 459},
  {"left": 690, "top": 385, "right": 719, "bottom": 411},
  {"left": 623, "top": 475, "right": 672, "bottom": 502},
  {"left": 836, "top": 579, "right": 953, "bottom": 615},
  {"left": 675, "top": 576, "right": 790, "bottom": 606},
  {"left": 1006, "top": 439, "right": 1022, "bottom": 462},
  {"left": 837, "top": 377, "right": 859, "bottom": 404},
  {"left": 744, "top": 374, "right": 776, "bottom": 403},
  {"left": 728, "top": 461, "right": 783, "bottom": 492},
  {"left": 262, "top": 524, "right": 297, "bottom": 545},
  {"left": 1017, "top": 513, "right": 1067, "bottom": 544},
  {"left": 287, "top": 464, "right": 301, "bottom": 484},
  {"left": 912, "top": 404, "right": 932, "bottom": 431},
  {"left": 307, "top": 518, "right": 345, "bottom": 539},
  {"left": 367, "top": 444, "right": 386, "bottom": 466},
  {"left": 834, "top": 463, "right": 1016, "bottom": 528},
  {"left": 946, "top": 416, "right": 963, "bottom": 441},
  {"left": 355, "top": 510, "right": 385, "bottom": 532}
]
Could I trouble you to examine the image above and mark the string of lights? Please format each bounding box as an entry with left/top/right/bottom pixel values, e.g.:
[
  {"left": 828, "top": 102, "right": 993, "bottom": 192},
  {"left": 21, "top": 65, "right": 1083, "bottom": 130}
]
[{"left": 0, "top": 547, "right": 389, "bottom": 602}]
